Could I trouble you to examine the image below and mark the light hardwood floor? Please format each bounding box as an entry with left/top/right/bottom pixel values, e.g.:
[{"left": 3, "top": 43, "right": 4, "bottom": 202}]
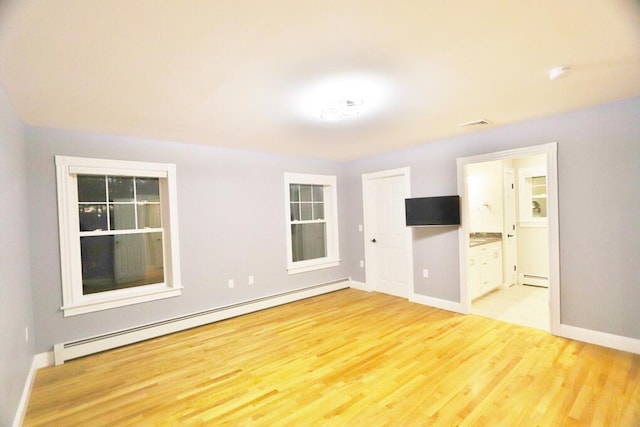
[{"left": 25, "top": 289, "right": 640, "bottom": 426}]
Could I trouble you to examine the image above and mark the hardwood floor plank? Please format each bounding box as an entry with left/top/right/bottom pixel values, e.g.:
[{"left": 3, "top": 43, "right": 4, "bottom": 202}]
[{"left": 24, "top": 289, "right": 640, "bottom": 426}]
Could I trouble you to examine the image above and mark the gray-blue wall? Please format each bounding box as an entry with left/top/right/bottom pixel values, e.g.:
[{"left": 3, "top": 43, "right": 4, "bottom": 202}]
[
  {"left": 0, "top": 85, "right": 34, "bottom": 426},
  {"left": 346, "top": 97, "right": 640, "bottom": 339},
  {"left": 25, "top": 127, "right": 353, "bottom": 353}
]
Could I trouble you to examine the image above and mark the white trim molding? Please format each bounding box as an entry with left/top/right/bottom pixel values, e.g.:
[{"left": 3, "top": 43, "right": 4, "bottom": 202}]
[
  {"left": 33, "top": 352, "right": 54, "bottom": 369},
  {"left": 410, "top": 293, "right": 640, "bottom": 355},
  {"left": 13, "top": 353, "right": 53, "bottom": 427},
  {"left": 410, "top": 293, "right": 466, "bottom": 314},
  {"left": 559, "top": 324, "right": 640, "bottom": 355},
  {"left": 349, "top": 280, "right": 371, "bottom": 291}
]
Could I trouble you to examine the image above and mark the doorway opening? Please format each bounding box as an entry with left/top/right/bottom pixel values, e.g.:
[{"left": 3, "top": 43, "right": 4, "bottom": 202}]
[{"left": 456, "top": 143, "right": 560, "bottom": 334}]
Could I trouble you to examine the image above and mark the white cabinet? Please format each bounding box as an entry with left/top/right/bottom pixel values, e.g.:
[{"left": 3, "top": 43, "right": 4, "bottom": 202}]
[{"left": 468, "top": 241, "right": 503, "bottom": 300}]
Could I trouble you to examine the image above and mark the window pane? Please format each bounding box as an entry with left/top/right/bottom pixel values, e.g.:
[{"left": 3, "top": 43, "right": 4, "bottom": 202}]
[
  {"left": 299, "top": 184, "right": 312, "bottom": 201},
  {"left": 300, "top": 202, "right": 313, "bottom": 220},
  {"left": 289, "top": 184, "right": 300, "bottom": 202},
  {"left": 291, "top": 223, "right": 326, "bottom": 262},
  {"left": 313, "top": 202, "right": 324, "bottom": 220},
  {"left": 290, "top": 202, "right": 300, "bottom": 221},
  {"left": 109, "top": 204, "right": 136, "bottom": 230},
  {"left": 79, "top": 204, "right": 108, "bottom": 231},
  {"left": 80, "top": 235, "right": 114, "bottom": 293},
  {"left": 138, "top": 203, "right": 161, "bottom": 228},
  {"left": 108, "top": 176, "right": 134, "bottom": 202},
  {"left": 312, "top": 185, "right": 324, "bottom": 202},
  {"left": 136, "top": 178, "right": 160, "bottom": 202},
  {"left": 81, "top": 232, "right": 164, "bottom": 295},
  {"left": 77, "top": 175, "right": 106, "bottom": 202}
]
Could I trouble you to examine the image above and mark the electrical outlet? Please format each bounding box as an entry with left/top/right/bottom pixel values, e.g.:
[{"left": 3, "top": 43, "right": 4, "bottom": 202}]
[
  {"left": 358, "top": 224, "right": 363, "bottom": 232},
  {"left": 25, "top": 326, "right": 29, "bottom": 342},
  {"left": 423, "top": 269, "right": 429, "bottom": 278},
  {"left": 248, "top": 275, "right": 254, "bottom": 285},
  {"left": 228, "top": 279, "right": 235, "bottom": 289},
  {"left": 359, "top": 260, "right": 364, "bottom": 268}
]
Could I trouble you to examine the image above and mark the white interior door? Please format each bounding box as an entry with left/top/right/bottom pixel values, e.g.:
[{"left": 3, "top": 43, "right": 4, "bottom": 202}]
[
  {"left": 363, "top": 169, "right": 412, "bottom": 298},
  {"left": 503, "top": 168, "right": 518, "bottom": 286}
]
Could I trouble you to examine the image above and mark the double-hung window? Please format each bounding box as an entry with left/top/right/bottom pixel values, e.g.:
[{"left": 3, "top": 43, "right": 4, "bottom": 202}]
[
  {"left": 56, "top": 156, "right": 182, "bottom": 316},
  {"left": 284, "top": 173, "right": 339, "bottom": 274}
]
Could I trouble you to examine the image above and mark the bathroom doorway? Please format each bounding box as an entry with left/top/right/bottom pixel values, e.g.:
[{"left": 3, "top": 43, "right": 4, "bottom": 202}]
[{"left": 456, "top": 143, "right": 560, "bottom": 334}]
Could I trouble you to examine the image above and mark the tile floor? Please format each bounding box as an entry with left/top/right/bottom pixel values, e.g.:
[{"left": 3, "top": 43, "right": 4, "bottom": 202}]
[{"left": 472, "top": 284, "right": 549, "bottom": 331}]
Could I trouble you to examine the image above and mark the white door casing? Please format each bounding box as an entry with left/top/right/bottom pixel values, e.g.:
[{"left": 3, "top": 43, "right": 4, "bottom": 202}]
[
  {"left": 362, "top": 168, "right": 412, "bottom": 298},
  {"left": 457, "top": 143, "right": 560, "bottom": 335}
]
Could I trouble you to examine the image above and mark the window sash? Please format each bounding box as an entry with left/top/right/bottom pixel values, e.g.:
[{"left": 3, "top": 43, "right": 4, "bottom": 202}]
[
  {"left": 80, "top": 231, "right": 165, "bottom": 295},
  {"left": 79, "top": 228, "right": 164, "bottom": 237},
  {"left": 291, "top": 222, "right": 327, "bottom": 262},
  {"left": 56, "top": 156, "right": 182, "bottom": 316}
]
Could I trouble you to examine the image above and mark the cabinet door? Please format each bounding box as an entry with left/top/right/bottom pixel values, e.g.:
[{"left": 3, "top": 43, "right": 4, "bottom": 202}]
[
  {"left": 488, "top": 249, "right": 503, "bottom": 289},
  {"left": 468, "top": 256, "right": 480, "bottom": 300},
  {"left": 479, "top": 254, "right": 490, "bottom": 291}
]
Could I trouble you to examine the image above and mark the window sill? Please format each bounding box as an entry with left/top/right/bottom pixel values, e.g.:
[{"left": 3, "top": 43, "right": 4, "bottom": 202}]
[
  {"left": 61, "top": 285, "right": 183, "bottom": 317},
  {"left": 287, "top": 259, "right": 340, "bottom": 275}
]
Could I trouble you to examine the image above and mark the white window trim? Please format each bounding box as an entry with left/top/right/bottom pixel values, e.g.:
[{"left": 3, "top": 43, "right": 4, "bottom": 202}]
[
  {"left": 284, "top": 172, "right": 340, "bottom": 274},
  {"left": 56, "top": 156, "right": 182, "bottom": 316}
]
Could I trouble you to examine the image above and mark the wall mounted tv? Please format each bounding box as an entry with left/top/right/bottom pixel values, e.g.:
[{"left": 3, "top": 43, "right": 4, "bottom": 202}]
[{"left": 405, "top": 195, "right": 461, "bottom": 227}]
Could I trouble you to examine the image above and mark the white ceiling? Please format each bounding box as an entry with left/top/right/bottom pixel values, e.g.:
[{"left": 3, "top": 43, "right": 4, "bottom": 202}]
[{"left": 1, "top": 0, "right": 639, "bottom": 161}]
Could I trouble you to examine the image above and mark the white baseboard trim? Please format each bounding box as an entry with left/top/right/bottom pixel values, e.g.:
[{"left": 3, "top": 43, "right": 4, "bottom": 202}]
[
  {"left": 559, "top": 324, "right": 640, "bottom": 355},
  {"left": 33, "top": 351, "right": 54, "bottom": 369},
  {"left": 349, "top": 280, "right": 370, "bottom": 291},
  {"left": 409, "top": 293, "right": 466, "bottom": 314},
  {"left": 13, "top": 352, "right": 52, "bottom": 427}
]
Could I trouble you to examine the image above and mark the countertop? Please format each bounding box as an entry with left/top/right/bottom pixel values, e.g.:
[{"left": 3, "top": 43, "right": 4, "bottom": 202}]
[{"left": 469, "top": 232, "right": 502, "bottom": 247}]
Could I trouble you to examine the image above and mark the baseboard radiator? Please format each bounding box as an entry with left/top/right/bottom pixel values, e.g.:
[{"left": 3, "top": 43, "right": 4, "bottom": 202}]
[
  {"left": 53, "top": 278, "right": 350, "bottom": 365},
  {"left": 520, "top": 273, "right": 549, "bottom": 287}
]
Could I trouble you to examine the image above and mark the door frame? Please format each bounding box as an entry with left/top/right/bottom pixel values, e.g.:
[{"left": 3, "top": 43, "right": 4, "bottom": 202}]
[
  {"left": 502, "top": 167, "right": 518, "bottom": 286},
  {"left": 362, "top": 167, "right": 413, "bottom": 298},
  {"left": 456, "top": 143, "right": 560, "bottom": 335}
]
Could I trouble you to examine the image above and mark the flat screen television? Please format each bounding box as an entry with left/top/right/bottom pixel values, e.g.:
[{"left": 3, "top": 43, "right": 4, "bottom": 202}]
[{"left": 405, "top": 195, "right": 460, "bottom": 226}]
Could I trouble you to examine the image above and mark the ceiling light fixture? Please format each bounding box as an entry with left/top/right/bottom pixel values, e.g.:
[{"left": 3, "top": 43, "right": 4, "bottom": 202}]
[
  {"left": 290, "top": 73, "right": 393, "bottom": 123},
  {"left": 548, "top": 66, "right": 571, "bottom": 80},
  {"left": 320, "top": 99, "right": 364, "bottom": 121}
]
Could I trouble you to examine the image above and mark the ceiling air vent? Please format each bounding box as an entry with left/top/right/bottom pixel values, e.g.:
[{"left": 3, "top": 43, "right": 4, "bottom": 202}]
[{"left": 459, "top": 119, "right": 490, "bottom": 127}]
